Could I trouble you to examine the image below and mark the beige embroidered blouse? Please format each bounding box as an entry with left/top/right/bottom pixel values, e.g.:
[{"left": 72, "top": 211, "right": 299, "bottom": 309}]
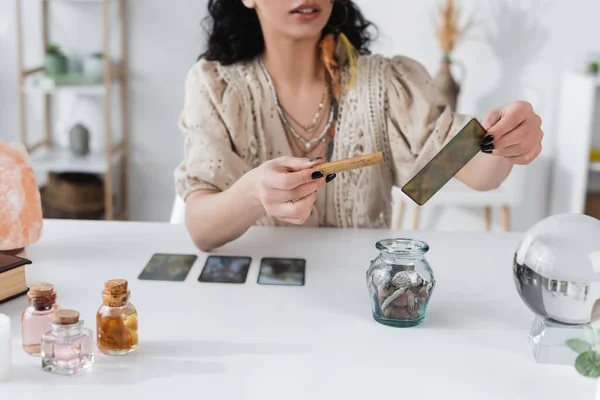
[{"left": 174, "top": 54, "right": 471, "bottom": 229}]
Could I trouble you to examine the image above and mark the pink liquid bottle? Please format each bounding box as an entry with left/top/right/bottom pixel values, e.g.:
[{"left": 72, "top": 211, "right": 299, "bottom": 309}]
[
  {"left": 41, "top": 309, "right": 93, "bottom": 375},
  {"left": 21, "top": 283, "right": 59, "bottom": 355}
]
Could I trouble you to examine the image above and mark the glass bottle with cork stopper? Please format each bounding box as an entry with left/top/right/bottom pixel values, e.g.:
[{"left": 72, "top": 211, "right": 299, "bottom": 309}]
[
  {"left": 96, "top": 279, "right": 138, "bottom": 355},
  {"left": 40, "top": 309, "right": 93, "bottom": 375},
  {"left": 21, "top": 283, "right": 60, "bottom": 355}
]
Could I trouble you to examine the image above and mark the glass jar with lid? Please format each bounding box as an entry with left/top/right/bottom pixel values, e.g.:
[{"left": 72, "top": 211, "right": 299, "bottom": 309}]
[
  {"left": 366, "top": 238, "right": 435, "bottom": 327},
  {"left": 40, "top": 309, "right": 93, "bottom": 375}
]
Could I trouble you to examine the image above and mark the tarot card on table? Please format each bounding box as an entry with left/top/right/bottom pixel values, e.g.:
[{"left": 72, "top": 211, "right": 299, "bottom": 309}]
[
  {"left": 138, "top": 253, "right": 197, "bottom": 282},
  {"left": 257, "top": 258, "right": 306, "bottom": 286},
  {"left": 199, "top": 256, "right": 251, "bottom": 284}
]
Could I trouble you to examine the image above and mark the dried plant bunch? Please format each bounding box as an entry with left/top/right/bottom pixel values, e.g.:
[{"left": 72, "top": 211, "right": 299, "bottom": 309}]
[{"left": 432, "top": 0, "right": 474, "bottom": 55}]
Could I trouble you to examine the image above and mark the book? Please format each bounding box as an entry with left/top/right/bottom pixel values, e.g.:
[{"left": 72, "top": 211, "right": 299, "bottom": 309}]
[{"left": 0, "top": 253, "right": 31, "bottom": 305}]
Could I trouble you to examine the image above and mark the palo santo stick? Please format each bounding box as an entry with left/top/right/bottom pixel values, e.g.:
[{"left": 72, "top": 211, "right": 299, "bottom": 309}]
[{"left": 313, "top": 152, "right": 385, "bottom": 175}]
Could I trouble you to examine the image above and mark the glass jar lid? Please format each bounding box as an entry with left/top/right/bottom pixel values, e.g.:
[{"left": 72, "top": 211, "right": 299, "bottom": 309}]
[{"left": 376, "top": 238, "right": 429, "bottom": 257}]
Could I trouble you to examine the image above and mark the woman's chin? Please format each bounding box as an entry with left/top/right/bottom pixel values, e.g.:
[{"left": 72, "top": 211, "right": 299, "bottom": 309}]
[{"left": 281, "top": 26, "right": 327, "bottom": 42}]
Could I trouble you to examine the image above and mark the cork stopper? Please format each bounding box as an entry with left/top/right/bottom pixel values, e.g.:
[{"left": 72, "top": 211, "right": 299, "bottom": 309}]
[
  {"left": 104, "top": 279, "right": 128, "bottom": 295},
  {"left": 102, "top": 279, "right": 131, "bottom": 307},
  {"left": 28, "top": 283, "right": 57, "bottom": 311},
  {"left": 53, "top": 309, "right": 80, "bottom": 325},
  {"left": 29, "top": 283, "right": 54, "bottom": 296}
]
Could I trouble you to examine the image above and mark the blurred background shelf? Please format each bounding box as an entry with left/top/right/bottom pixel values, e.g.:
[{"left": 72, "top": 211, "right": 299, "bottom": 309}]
[
  {"left": 550, "top": 71, "right": 600, "bottom": 217},
  {"left": 21, "top": 70, "right": 121, "bottom": 95},
  {"left": 15, "top": 0, "right": 129, "bottom": 221},
  {"left": 42, "top": 0, "right": 119, "bottom": 3},
  {"left": 23, "top": 84, "right": 107, "bottom": 95},
  {"left": 30, "top": 145, "right": 123, "bottom": 175}
]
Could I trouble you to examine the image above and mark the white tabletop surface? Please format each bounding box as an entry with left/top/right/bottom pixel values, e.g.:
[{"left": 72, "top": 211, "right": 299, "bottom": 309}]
[{"left": 0, "top": 219, "right": 595, "bottom": 399}]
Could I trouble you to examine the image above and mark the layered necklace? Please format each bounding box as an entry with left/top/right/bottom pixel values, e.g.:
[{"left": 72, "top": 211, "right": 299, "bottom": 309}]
[{"left": 259, "top": 57, "right": 337, "bottom": 160}]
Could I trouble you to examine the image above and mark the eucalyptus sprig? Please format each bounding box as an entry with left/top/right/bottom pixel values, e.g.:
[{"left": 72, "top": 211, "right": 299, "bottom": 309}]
[{"left": 567, "top": 339, "right": 600, "bottom": 378}]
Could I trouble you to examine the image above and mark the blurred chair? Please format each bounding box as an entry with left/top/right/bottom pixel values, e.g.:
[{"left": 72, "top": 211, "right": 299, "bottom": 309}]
[
  {"left": 171, "top": 170, "right": 526, "bottom": 230},
  {"left": 392, "top": 167, "right": 526, "bottom": 231},
  {"left": 170, "top": 195, "right": 186, "bottom": 224}
]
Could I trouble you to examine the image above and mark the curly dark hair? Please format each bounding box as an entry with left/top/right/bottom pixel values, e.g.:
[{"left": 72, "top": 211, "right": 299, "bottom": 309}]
[{"left": 200, "top": 0, "right": 378, "bottom": 65}]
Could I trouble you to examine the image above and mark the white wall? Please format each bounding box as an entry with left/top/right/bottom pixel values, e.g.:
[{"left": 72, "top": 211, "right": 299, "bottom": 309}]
[{"left": 1, "top": 0, "right": 599, "bottom": 231}]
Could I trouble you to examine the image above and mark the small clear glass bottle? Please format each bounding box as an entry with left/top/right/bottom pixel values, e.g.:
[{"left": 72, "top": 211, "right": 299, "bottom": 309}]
[
  {"left": 366, "top": 238, "right": 435, "bottom": 327},
  {"left": 21, "top": 283, "right": 59, "bottom": 355},
  {"left": 40, "top": 309, "right": 93, "bottom": 375},
  {"left": 96, "top": 279, "right": 138, "bottom": 355}
]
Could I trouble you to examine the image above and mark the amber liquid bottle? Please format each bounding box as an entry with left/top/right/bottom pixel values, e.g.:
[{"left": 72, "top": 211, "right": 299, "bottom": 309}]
[{"left": 96, "top": 279, "right": 138, "bottom": 355}]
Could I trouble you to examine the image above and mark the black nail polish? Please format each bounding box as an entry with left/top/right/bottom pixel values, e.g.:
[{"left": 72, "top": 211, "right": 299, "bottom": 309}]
[
  {"left": 481, "top": 135, "right": 494, "bottom": 146},
  {"left": 480, "top": 143, "right": 494, "bottom": 152},
  {"left": 312, "top": 171, "right": 324, "bottom": 180},
  {"left": 326, "top": 173, "right": 336, "bottom": 183},
  {"left": 309, "top": 157, "right": 323, "bottom": 162}
]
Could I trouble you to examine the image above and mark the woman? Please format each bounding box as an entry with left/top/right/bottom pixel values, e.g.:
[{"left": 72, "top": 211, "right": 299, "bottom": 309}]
[{"left": 175, "top": 0, "right": 543, "bottom": 251}]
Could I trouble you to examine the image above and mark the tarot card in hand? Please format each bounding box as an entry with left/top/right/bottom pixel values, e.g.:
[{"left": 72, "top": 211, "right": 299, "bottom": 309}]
[
  {"left": 257, "top": 258, "right": 306, "bottom": 286},
  {"left": 199, "top": 256, "right": 251, "bottom": 284},
  {"left": 401, "top": 118, "right": 487, "bottom": 206},
  {"left": 138, "top": 253, "right": 198, "bottom": 282}
]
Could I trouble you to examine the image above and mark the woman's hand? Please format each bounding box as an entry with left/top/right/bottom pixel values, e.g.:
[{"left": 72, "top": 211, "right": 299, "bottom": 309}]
[
  {"left": 247, "top": 156, "right": 335, "bottom": 225},
  {"left": 480, "top": 101, "right": 544, "bottom": 165}
]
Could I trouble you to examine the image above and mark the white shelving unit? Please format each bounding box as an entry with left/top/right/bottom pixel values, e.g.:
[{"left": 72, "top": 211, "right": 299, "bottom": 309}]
[
  {"left": 15, "top": 0, "right": 129, "bottom": 220},
  {"left": 549, "top": 70, "right": 600, "bottom": 216},
  {"left": 30, "top": 146, "right": 123, "bottom": 175},
  {"left": 22, "top": 81, "right": 111, "bottom": 95}
]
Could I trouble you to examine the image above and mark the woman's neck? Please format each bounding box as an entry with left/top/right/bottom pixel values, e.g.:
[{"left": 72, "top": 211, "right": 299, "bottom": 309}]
[{"left": 261, "top": 35, "right": 325, "bottom": 93}]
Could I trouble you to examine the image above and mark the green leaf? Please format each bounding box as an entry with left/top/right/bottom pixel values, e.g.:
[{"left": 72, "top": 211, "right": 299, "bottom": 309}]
[
  {"left": 566, "top": 339, "right": 592, "bottom": 354},
  {"left": 575, "top": 351, "right": 600, "bottom": 378}
]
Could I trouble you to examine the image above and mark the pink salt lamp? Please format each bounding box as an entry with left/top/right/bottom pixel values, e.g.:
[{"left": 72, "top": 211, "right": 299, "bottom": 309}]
[{"left": 0, "top": 141, "right": 43, "bottom": 255}]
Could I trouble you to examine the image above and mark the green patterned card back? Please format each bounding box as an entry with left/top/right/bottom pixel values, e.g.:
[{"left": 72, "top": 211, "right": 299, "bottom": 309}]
[{"left": 401, "top": 118, "right": 487, "bottom": 206}]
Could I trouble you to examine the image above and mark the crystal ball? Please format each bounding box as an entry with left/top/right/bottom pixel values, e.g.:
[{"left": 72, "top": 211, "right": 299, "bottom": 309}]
[{"left": 513, "top": 213, "right": 600, "bottom": 325}]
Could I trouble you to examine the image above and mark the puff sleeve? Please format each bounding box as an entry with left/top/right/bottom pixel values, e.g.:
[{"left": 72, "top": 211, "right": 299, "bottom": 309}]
[
  {"left": 174, "top": 60, "right": 251, "bottom": 201},
  {"left": 385, "top": 56, "right": 473, "bottom": 187}
]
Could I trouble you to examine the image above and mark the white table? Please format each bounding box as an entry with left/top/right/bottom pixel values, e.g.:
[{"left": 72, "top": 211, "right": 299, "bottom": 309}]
[{"left": 0, "top": 220, "right": 595, "bottom": 399}]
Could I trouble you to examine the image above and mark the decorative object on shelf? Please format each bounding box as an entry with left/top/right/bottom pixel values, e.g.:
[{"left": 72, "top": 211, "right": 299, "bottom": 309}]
[
  {"left": 590, "top": 148, "right": 600, "bottom": 163},
  {"left": 0, "top": 141, "right": 43, "bottom": 255},
  {"left": 68, "top": 123, "right": 91, "bottom": 156},
  {"left": 586, "top": 52, "right": 600, "bottom": 75},
  {"left": 0, "top": 314, "right": 11, "bottom": 382},
  {"left": 41, "top": 172, "right": 104, "bottom": 220},
  {"left": 82, "top": 52, "right": 104, "bottom": 82},
  {"left": 513, "top": 213, "right": 600, "bottom": 365},
  {"left": 366, "top": 238, "right": 435, "bottom": 327},
  {"left": 44, "top": 44, "right": 68, "bottom": 77},
  {"left": 431, "top": 0, "right": 474, "bottom": 111}
]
